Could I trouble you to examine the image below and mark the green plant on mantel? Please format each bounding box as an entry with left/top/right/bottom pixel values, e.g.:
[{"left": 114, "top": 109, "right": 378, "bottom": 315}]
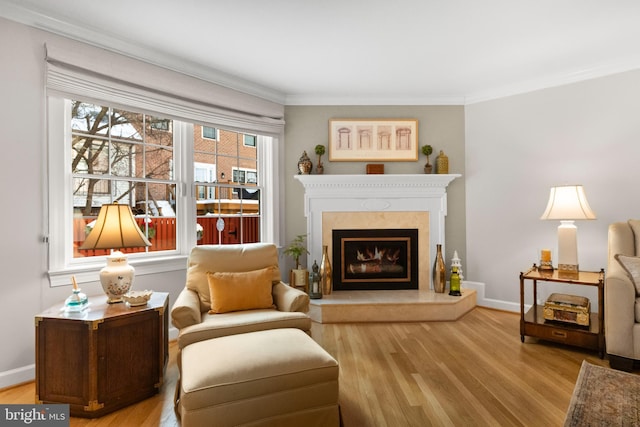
[
  {"left": 421, "top": 145, "right": 433, "bottom": 166},
  {"left": 314, "top": 144, "right": 326, "bottom": 167},
  {"left": 421, "top": 145, "right": 434, "bottom": 173},
  {"left": 284, "top": 234, "right": 309, "bottom": 269}
]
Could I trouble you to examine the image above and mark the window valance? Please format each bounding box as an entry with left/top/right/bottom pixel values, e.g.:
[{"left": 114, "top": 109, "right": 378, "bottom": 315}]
[{"left": 45, "top": 43, "right": 285, "bottom": 136}]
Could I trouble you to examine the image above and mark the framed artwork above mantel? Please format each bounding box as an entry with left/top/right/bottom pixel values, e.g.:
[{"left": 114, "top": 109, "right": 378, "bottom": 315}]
[{"left": 328, "top": 118, "right": 418, "bottom": 162}]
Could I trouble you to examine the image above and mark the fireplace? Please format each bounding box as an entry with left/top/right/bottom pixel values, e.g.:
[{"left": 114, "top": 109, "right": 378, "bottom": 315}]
[
  {"left": 294, "top": 174, "right": 460, "bottom": 292},
  {"left": 333, "top": 229, "right": 418, "bottom": 290}
]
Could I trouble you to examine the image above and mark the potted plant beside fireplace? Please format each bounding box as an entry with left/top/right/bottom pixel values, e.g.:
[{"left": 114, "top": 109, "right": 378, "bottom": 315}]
[{"left": 284, "top": 234, "right": 310, "bottom": 292}]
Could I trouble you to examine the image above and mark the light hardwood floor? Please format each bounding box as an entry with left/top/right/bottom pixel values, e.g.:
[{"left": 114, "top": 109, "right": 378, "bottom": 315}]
[{"left": 0, "top": 308, "right": 623, "bottom": 426}]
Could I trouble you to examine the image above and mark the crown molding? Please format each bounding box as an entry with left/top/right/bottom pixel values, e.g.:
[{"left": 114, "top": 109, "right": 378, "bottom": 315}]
[
  {"left": 285, "top": 94, "right": 466, "bottom": 106},
  {"left": 465, "top": 57, "right": 640, "bottom": 105},
  {"left": 0, "top": 1, "right": 287, "bottom": 105}
]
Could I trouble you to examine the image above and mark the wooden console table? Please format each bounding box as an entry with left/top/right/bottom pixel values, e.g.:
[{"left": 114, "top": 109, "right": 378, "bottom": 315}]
[
  {"left": 520, "top": 266, "right": 605, "bottom": 358},
  {"left": 35, "top": 292, "right": 168, "bottom": 417}
]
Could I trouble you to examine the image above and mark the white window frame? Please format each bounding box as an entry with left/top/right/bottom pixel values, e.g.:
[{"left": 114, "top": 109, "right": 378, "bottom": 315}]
[{"left": 46, "top": 98, "right": 282, "bottom": 287}]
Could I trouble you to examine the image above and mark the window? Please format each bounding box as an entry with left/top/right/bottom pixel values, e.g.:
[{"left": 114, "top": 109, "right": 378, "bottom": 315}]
[
  {"left": 65, "top": 100, "right": 264, "bottom": 258},
  {"left": 243, "top": 134, "right": 257, "bottom": 147},
  {"left": 194, "top": 162, "right": 216, "bottom": 200},
  {"left": 45, "top": 44, "right": 284, "bottom": 286},
  {"left": 48, "top": 99, "right": 279, "bottom": 286},
  {"left": 202, "top": 126, "right": 218, "bottom": 140},
  {"left": 232, "top": 167, "right": 257, "bottom": 184}
]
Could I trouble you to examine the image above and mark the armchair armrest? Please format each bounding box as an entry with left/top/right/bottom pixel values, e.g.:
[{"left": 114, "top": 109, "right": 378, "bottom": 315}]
[
  {"left": 273, "top": 281, "right": 309, "bottom": 313},
  {"left": 605, "top": 273, "right": 636, "bottom": 358},
  {"left": 171, "top": 288, "right": 202, "bottom": 330}
]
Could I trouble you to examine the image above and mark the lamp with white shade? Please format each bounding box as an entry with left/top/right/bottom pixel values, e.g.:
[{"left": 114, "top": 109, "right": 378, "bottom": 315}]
[
  {"left": 80, "top": 203, "right": 152, "bottom": 303},
  {"left": 540, "top": 185, "right": 596, "bottom": 277}
]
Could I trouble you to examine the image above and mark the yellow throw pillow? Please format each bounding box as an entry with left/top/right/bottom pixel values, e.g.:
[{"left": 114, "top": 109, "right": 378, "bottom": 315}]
[{"left": 207, "top": 267, "right": 274, "bottom": 314}]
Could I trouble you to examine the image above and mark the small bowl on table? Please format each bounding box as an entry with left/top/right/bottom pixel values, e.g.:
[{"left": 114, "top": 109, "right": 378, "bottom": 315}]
[{"left": 122, "top": 290, "right": 153, "bottom": 307}]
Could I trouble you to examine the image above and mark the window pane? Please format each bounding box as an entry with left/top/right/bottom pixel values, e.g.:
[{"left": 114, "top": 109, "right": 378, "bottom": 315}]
[
  {"left": 72, "top": 137, "right": 109, "bottom": 175},
  {"left": 141, "top": 182, "right": 177, "bottom": 252},
  {"left": 111, "top": 109, "right": 143, "bottom": 141},
  {"left": 71, "top": 102, "right": 109, "bottom": 136},
  {"left": 110, "top": 141, "right": 136, "bottom": 177},
  {"left": 146, "top": 146, "right": 174, "bottom": 180},
  {"left": 146, "top": 115, "right": 174, "bottom": 148},
  {"left": 72, "top": 177, "right": 117, "bottom": 217}
]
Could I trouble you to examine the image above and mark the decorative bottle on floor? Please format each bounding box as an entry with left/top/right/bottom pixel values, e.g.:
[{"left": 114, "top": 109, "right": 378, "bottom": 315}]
[
  {"left": 433, "top": 244, "right": 446, "bottom": 293},
  {"left": 320, "top": 245, "right": 332, "bottom": 295}
]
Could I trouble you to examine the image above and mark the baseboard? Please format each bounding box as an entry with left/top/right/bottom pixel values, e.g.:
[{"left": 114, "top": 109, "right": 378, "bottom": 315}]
[
  {"left": 462, "top": 281, "right": 520, "bottom": 313},
  {"left": 0, "top": 364, "right": 35, "bottom": 390}
]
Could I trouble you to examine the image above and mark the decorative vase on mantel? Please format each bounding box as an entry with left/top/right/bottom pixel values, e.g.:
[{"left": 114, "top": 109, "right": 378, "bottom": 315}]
[
  {"left": 297, "top": 151, "right": 312, "bottom": 175},
  {"left": 320, "top": 245, "right": 332, "bottom": 295},
  {"left": 436, "top": 150, "right": 449, "bottom": 174},
  {"left": 432, "top": 244, "right": 446, "bottom": 293}
]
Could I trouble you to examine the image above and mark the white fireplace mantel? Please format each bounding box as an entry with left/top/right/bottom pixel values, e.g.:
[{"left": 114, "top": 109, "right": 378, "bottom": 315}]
[{"left": 294, "top": 174, "right": 460, "bottom": 288}]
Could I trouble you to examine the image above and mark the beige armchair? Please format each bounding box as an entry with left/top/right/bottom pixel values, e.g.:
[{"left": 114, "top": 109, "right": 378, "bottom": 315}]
[
  {"left": 171, "top": 243, "right": 312, "bottom": 351},
  {"left": 606, "top": 220, "right": 640, "bottom": 371}
]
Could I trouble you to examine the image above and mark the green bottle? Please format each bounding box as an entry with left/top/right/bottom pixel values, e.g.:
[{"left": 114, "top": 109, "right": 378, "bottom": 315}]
[{"left": 449, "top": 266, "right": 461, "bottom": 296}]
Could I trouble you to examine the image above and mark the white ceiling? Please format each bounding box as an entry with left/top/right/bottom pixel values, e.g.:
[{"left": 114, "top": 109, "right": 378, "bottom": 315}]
[{"left": 2, "top": 0, "right": 640, "bottom": 105}]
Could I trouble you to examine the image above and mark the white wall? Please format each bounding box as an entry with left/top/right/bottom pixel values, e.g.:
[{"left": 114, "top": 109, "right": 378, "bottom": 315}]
[
  {"left": 465, "top": 69, "right": 640, "bottom": 308},
  {"left": 0, "top": 18, "right": 186, "bottom": 389}
]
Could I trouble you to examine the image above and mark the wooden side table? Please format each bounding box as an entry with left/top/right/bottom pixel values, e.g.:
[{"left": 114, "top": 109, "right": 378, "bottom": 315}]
[
  {"left": 520, "top": 266, "right": 605, "bottom": 358},
  {"left": 35, "top": 292, "right": 169, "bottom": 418}
]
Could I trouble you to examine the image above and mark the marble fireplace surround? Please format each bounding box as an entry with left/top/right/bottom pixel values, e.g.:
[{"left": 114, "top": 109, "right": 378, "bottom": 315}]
[{"left": 294, "top": 174, "right": 460, "bottom": 292}]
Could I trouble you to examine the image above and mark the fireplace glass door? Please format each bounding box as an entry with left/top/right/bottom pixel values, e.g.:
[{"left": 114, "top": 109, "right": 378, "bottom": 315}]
[{"left": 332, "top": 229, "right": 418, "bottom": 290}]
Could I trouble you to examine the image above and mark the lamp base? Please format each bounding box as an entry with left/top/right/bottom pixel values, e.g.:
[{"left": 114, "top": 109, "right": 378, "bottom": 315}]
[
  {"left": 558, "top": 263, "right": 579, "bottom": 279},
  {"left": 100, "top": 251, "right": 135, "bottom": 303}
]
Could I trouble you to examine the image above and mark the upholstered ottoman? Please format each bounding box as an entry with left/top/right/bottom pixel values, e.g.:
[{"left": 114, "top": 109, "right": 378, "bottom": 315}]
[{"left": 179, "top": 328, "right": 340, "bottom": 427}]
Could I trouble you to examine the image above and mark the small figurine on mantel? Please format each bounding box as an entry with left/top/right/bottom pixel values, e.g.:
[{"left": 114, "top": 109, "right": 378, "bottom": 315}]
[{"left": 451, "top": 250, "right": 464, "bottom": 281}]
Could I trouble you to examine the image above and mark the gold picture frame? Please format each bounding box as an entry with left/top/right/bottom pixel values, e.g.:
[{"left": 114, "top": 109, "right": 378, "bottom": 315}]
[{"left": 328, "top": 118, "right": 418, "bottom": 162}]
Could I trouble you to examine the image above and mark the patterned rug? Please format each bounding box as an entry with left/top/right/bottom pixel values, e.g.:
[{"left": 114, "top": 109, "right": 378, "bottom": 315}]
[{"left": 564, "top": 360, "right": 640, "bottom": 426}]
